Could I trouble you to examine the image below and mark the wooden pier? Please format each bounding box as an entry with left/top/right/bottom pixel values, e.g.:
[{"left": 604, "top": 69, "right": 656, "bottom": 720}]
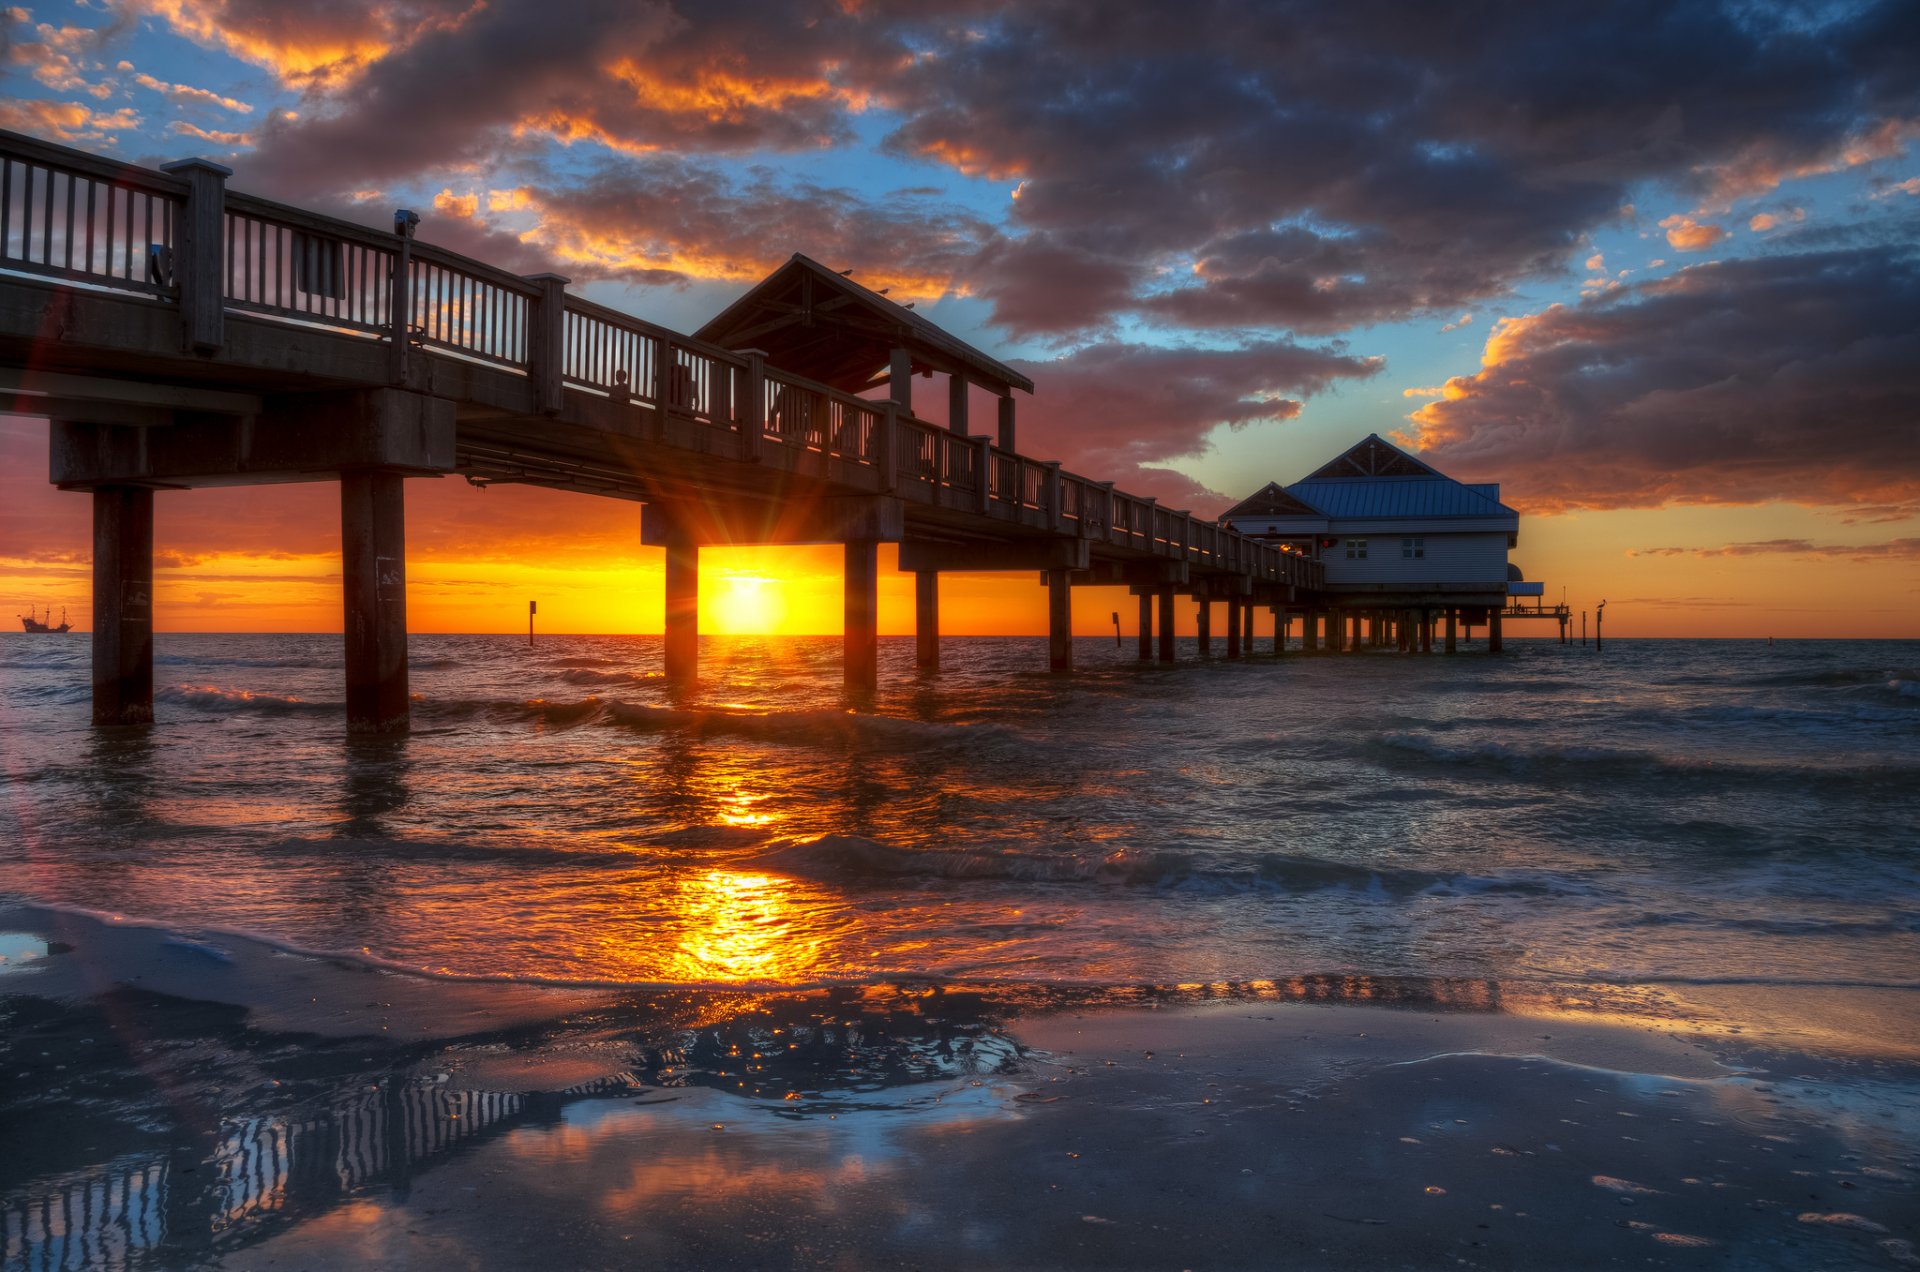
[{"left": 0, "top": 130, "right": 1500, "bottom": 733}]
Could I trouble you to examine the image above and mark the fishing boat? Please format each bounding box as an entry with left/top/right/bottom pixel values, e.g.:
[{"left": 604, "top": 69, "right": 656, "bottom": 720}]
[{"left": 18, "top": 605, "right": 71, "bottom": 633}]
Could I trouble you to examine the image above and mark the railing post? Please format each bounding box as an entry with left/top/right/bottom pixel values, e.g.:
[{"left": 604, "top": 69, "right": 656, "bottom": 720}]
[
  {"left": 975, "top": 436, "right": 992, "bottom": 515},
  {"left": 1045, "top": 462, "right": 1063, "bottom": 532},
  {"left": 158, "top": 157, "right": 231, "bottom": 354},
  {"left": 740, "top": 350, "right": 766, "bottom": 463},
  {"left": 877, "top": 403, "right": 898, "bottom": 493},
  {"left": 1143, "top": 497, "right": 1157, "bottom": 549},
  {"left": 526, "top": 273, "right": 569, "bottom": 414},
  {"left": 387, "top": 208, "right": 419, "bottom": 388}
]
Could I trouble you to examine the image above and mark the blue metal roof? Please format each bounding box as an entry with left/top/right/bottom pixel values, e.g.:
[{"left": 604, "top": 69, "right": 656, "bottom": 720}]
[{"left": 1283, "top": 476, "right": 1516, "bottom": 520}]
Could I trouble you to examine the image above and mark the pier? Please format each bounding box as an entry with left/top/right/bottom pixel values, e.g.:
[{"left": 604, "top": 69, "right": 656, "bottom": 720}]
[{"left": 1, "top": 130, "right": 1518, "bottom": 734}]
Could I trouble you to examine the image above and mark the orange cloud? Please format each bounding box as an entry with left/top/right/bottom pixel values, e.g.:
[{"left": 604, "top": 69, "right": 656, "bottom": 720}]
[
  {"left": 0, "top": 99, "right": 139, "bottom": 142},
  {"left": 1693, "top": 116, "right": 1919, "bottom": 207},
  {"left": 129, "top": 0, "right": 482, "bottom": 87},
  {"left": 1657, "top": 214, "right": 1726, "bottom": 252},
  {"left": 132, "top": 71, "right": 253, "bottom": 113}
]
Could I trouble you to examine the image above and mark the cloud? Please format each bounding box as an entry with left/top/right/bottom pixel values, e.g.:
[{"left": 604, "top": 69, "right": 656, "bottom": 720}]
[
  {"left": 168, "top": 120, "right": 251, "bottom": 147},
  {"left": 1440, "top": 313, "right": 1475, "bottom": 332},
  {"left": 131, "top": 70, "right": 253, "bottom": 113},
  {"left": 1658, "top": 214, "right": 1727, "bottom": 251},
  {"left": 111, "top": 0, "right": 1915, "bottom": 345},
  {"left": 0, "top": 98, "right": 139, "bottom": 142},
  {"left": 1873, "top": 176, "right": 1920, "bottom": 199},
  {"left": 1406, "top": 244, "right": 1920, "bottom": 514},
  {"left": 1004, "top": 338, "right": 1383, "bottom": 509},
  {"left": 1630, "top": 538, "right": 1920, "bottom": 560}
]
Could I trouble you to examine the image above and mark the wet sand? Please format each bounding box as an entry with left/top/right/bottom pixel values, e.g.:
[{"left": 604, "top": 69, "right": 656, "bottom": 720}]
[{"left": 3, "top": 904, "right": 1916, "bottom": 1270}]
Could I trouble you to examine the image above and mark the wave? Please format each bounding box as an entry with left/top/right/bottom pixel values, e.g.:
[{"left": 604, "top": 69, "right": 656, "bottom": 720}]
[
  {"left": 1622, "top": 910, "right": 1920, "bottom": 938},
  {"left": 558, "top": 667, "right": 661, "bottom": 687},
  {"left": 244, "top": 835, "right": 648, "bottom": 871},
  {"left": 604, "top": 701, "right": 1014, "bottom": 749},
  {"left": 1368, "top": 730, "right": 1920, "bottom": 788},
  {"left": 157, "top": 684, "right": 337, "bottom": 715},
  {"left": 744, "top": 834, "right": 1581, "bottom": 897},
  {"left": 155, "top": 654, "right": 337, "bottom": 670},
  {"left": 415, "top": 695, "right": 610, "bottom": 728}
]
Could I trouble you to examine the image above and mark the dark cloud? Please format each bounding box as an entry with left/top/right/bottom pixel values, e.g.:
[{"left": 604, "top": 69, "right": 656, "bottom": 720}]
[
  {"left": 1408, "top": 245, "right": 1920, "bottom": 513},
  {"left": 1006, "top": 338, "right": 1383, "bottom": 510},
  {"left": 1632, "top": 538, "right": 1920, "bottom": 559}
]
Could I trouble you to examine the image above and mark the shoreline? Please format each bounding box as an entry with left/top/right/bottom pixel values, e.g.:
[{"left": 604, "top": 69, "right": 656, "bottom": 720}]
[{"left": 4, "top": 903, "right": 1916, "bottom": 1269}]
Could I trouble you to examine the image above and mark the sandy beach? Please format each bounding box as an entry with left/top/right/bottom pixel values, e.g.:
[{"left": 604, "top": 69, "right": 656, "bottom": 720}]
[{"left": 5, "top": 902, "right": 1915, "bottom": 1271}]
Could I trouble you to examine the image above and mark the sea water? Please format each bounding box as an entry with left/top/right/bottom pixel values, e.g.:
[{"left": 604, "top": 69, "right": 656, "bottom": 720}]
[{"left": 2, "top": 634, "right": 1917, "bottom": 1041}]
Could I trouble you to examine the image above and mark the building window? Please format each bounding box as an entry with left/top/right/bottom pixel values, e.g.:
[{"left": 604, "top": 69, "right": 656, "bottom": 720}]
[
  {"left": 1402, "top": 537, "right": 1425, "bottom": 559},
  {"left": 1346, "top": 539, "right": 1368, "bottom": 559}
]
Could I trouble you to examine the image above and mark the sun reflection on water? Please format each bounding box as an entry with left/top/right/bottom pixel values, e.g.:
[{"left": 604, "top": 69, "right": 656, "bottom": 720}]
[{"left": 668, "top": 869, "right": 827, "bottom": 983}]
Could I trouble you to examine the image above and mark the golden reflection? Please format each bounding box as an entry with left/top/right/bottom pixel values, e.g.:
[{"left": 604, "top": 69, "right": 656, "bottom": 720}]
[{"left": 667, "top": 869, "right": 826, "bottom": 984}]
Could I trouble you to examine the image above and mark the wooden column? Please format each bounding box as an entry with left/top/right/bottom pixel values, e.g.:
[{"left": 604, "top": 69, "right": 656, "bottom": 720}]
[
  {"left": 1137, "top": 591, "right": 1153, "bottom": 661},
  {"left": 1421, "top": 609, "right": 1434, "bottom": 654},
  {"left": 1046, "top": 568, "right": 1072, "bottom": 672},
  {"left": 1196, "top": 598, "right": 1212, "bottom": 656},
  {"left": 1304, "top": 610, "right": 1319, "bottom": 652},
  {"left": 914, "top": 570, "right": 939, "bottom": 671},
  {"left": 997, "top": 395, "right": 1017, "bottom": 451},
  {"left": 663, "top": 537, "right": 699, "bottom": 682},
  {"left": 91, "top": 485, "right": 154, "bottom": 726},
  {"left": 1445, "top": 608, "right": 1458, "bottom": 654},
  {"left": 1273, "top": 608, "right": 1286, "bottom": 655},
  {"left": 341, "top": 470, "right": 410, "bottom": 734},
  {"left": 1489, "top": 610, "right": 1504, "bottom": 654},
  {"left": 845, "top": 540, "right": 879, "bottom": 692},
  {"left": 1225, "top": 597, "right": 1242, "bottom": 658},
  {"left": 889, "top": 347, "right": 913, "bottom": 414},
  {"left": 1157, "top": 588, "right": 1176, "bottom": 662},
  {"left": 1244, "top": 602, "right": 1256, "bottom": 653},
  {"left": 948, "top": 374, "right": 968, "bottom": 435}
]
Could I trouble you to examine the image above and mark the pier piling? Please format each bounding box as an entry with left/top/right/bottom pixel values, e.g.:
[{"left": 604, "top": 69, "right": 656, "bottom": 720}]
[
  {"left": 340, "top": 470, "right": 410, "bottom": 734},
  {"left": 915, "top": 570, "right": 939, "bottom": 671},
  {"left": 1046, "top": 567, "right": 1072, "bottom": 672},
  {"left": 845, "top": 540, "right": 879, "bottom": 692},
  {"left": 90, "top": 485, "right": 154, "bottom": 726},
  {"left": 663, "top": 537, "right": 699, "bottom": 683}
]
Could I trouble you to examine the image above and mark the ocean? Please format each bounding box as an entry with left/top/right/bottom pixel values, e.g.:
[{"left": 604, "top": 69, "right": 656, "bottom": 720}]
[{"left": 3, "top": 633, "right": 1916, "bottom": 1039}]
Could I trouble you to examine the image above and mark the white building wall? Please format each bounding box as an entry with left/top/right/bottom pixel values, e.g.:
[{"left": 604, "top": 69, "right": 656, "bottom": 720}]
[{"left": 1321, "top": 530, "right": 1509, "bottom": 586}]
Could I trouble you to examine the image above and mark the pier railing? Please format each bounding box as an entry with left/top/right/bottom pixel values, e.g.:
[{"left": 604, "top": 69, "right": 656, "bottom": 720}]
[{"left": 0, "top": 129, "right": 1321, "bottom": 592}]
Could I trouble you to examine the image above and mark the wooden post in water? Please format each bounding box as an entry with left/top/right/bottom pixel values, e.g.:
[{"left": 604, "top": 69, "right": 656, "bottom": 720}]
[
  {"left": 1595, "top": 600, "right": 1605, "bottom": 651},
  {"left": 1445, "top": 608, "right": 1457, "bottom": 654},
  {"left": 1243, "top": 601, "right": 1255, "bottom": 653},
  {"left": 1157, "top": 587, "right": 1176, "bottom": 662},
  {"left": 1195, "top": 598, "right": 1212, "bottom": 657},
  {"left": 663, "top": 537, "right": 698, "bottom": 683},
  {"left": 1046, "top": 567, "right": 1073, "bottom": 672},
  {"left": 1489, "top": 609, "right": 1504, "bottom": 654},
  {"left": 341, "top": 470, "right": 410, "bottom": 733},
  {"left": 528, "top": 599, "right": 536, "bottom": 648},
  {"left": 91, "top": 485, "right": 154, "bottom": 726},
  {"left": 1226, "top": 597, "right": 1242, "bottom": 658},
  {"left": 1421, "top": 608, "right": 1434, "bottom": 655},
  {"left": 1304, "top": 610, "right": 1318, "bottom": 652},
  {"left": 1273, "top": 608, "right": 1286, "bottom": 655},
  {"left": 914, "top": 570, "right": 939, "bottom": 671},
  {"left": 845, "top": 539, "right": 880, "bottom": 692},
  {"left": 1137, "top": 592, "right": 1153, "bottom": 661}
]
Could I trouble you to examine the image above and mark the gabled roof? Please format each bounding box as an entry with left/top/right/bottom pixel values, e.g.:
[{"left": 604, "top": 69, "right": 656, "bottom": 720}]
[
  {"left": 1271, "top": 433, "right": 1519, "bottom": 523},
  {"left": 694, "top": 253, "right": 1034, "bottom": 397},
  {"left": 1219, "top": 481, "right": 1325, "bottom": 520},
  {"left": 1307, "top": 433, "right": 1442, "bottom": 479}
]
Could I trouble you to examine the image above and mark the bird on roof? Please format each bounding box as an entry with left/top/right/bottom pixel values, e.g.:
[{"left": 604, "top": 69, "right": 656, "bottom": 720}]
[
  {"left": 838, "top": 268, "right": 853, "bottom": 276},
  {"left": 876, "top": 288, "right": 890, "bottom": 295}
]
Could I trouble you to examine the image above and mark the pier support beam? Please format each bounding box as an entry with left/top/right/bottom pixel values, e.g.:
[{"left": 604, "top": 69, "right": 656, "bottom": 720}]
[
  {"left": 91, "top": 485, "right": 153, "bottom": 726},
  {"left": 1304, "top": 610, "right": 1319, "bottom": 652},
  {"left": 1445, "top": 608, "right": 1457, "bottom": 654},
  {"left": 1421, "top": 609, "right": 1434, "bottom": 655},
  {"left": 1272, "top": 608, "right": 1286, "bottom": 655},
  {"left": 341, "top": 470, "right": 409, "bottom": 734},
  {"left": 1196, "top": 599, "right": 1212, "bottom": 657},
  {"left": 845, "top": 540, "right": 879, "bottom": 693},
  {"left": 1244, "top": 603, "right": 1255, "bottom": 654},
  {"left": 1226, "top": 598, "right": 1242, "bottom": 658},
  {"left": 663, "top": 537, "right": 699, "bottom": 683},
  {"left": 1157, "top": 588, "right": 1176, "bottom": 662},
  {"left": 1137, "top": 592, "right": 1152, "bottom": 661},
  {"left": 914, "top": 570, "right": 939, "bottom": 671},
  {"left": 1489, "top": 610, "right": 1504, "bottom": 654},
  {"left": 1046, "top": 568, "right": 1072, "bottom": 672}
]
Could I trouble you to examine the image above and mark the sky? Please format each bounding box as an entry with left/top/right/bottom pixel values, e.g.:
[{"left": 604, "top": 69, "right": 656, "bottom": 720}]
[{"left": 2, "top": 0, "right": 1917, "bottom": 638}]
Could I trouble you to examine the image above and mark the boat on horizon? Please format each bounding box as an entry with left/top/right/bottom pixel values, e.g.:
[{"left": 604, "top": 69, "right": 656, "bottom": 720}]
[{"left": 18, "top": 606, "right": 71, "bottom": 634}]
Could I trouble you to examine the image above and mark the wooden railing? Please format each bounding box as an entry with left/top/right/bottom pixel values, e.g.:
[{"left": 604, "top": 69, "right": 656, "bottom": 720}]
[{"left": 0, "top": 128, "right": 1323, "bottom": 593}]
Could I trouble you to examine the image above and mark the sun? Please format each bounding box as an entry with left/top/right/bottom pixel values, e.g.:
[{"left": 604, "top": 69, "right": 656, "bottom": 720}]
[{"left": 711, "top": 571, "right": 786, "bottom": 634}]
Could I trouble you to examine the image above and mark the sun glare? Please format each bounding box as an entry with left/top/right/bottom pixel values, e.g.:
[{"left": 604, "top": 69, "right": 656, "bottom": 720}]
[{"left": 712, "top": 571, "right": 786, "bottom": 634}]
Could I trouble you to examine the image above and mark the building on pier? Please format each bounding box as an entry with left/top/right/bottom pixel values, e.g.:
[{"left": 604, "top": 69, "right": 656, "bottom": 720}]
[{"left": 1221, "top": 434, "right": 1535, "bottom": 651}]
